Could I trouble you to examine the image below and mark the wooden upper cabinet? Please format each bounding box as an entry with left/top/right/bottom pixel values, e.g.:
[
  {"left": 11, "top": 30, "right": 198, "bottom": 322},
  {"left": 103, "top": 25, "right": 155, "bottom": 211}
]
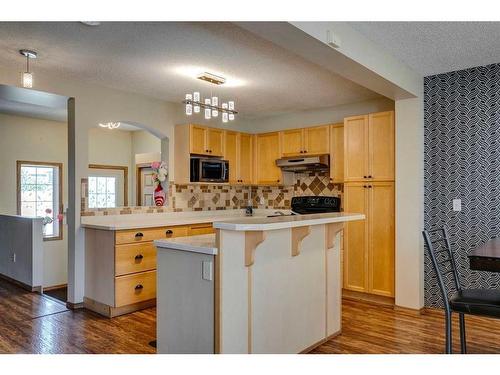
[
  {"left": 188, "top": 125, "right": 224, "bottom": 156},
  {"left": 344, "top": 111, "right": 394, "bottom": 182},
  {"left": 280, "top": 125, "right": 330, "bottom": 157},
  {"left": 368, "top": 111, "right": 394, "bottom": 181},
  {"left": 207, "top": 128, "right": 224, "bottom": 156},
  {"left": 223, "top": 131, "right": 253, "bottom": 184},
  {"left": 238, "top": 133, "right": 253, "bottom": 184},
  {"left": 281, "top": 129, "right": 304, "bottom": 156},
  {"left": 344, "top": 115, "right": 368, "bottom": 182},
  {"left": 304, "top": 125, "right": 330, "bottom": 155},
  {"left": 189, "top": 125, "right": 208, "bottom": 155},
  {"left": 224, "top": 131, "right": 238, "bottom": 184},
  {"left": 255, "top": 132, "right": 282, "bottom": 185},
  {"left": 329, "top": 124, "right": 344, "bottom": 183}
]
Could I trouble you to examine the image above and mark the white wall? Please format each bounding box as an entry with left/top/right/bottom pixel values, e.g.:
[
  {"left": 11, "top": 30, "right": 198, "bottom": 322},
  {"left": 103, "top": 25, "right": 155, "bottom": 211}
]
[
  {"left": 0, "top": 113, "right": 68, "bottom": 288},
  {"left": 238, "top": 98, "right": 394, "bottom": 133}
]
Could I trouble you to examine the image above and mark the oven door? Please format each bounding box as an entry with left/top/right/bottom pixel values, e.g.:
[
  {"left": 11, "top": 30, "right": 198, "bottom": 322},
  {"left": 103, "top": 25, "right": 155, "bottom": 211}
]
[{"left": 199, "top": 159, "right": 228, "bottom": 182}]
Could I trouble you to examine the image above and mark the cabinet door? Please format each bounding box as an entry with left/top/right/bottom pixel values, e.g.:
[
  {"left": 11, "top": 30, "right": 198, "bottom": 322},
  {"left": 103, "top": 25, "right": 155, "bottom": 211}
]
[
  {"left": 224, "top": 131, "right": 238, "bottom": 184},
  {"left": 190, "top": 125, "right": 207, "bottom": 155},
  {"left": 343, "top": 183, "right": 368, "bottom": 293},
  {"left": 344, "top": 115, "right": 368, "bottom": 182},
  {"left": 329, "top": 124, "right": 344, "bottom": 183},
  {"left": 369, "top": 111, "right": 394, "bottom": 181},
  {"left": 368, "top": 182, "right": 395, "bottom": 297},
  {"left": 238, "top": 133, "right": 253, "bottom": 184},
  {"left": 207, "top": 128, "right": 224, "bottom": 156},
  {"left": 280, "top": 129, "right": 303, "bottom": 156},
  {"left": 255, "top": 132, "right": 282, "bottom": 185},
  {"left": 304, "top": 125, "right": 330, "bottom": 155}
]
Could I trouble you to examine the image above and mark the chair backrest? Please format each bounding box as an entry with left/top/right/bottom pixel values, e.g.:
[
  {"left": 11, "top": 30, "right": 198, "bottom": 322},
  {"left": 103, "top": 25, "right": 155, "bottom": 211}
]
[{"left": 422, "top": 227, "right": 462, "bottom": 311}]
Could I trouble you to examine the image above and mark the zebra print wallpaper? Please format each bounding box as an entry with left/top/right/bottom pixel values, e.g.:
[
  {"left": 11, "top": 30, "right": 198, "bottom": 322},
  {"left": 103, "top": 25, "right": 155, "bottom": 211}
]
[{"left": 424, "top": 63, "right": 500, "bottom": 307}]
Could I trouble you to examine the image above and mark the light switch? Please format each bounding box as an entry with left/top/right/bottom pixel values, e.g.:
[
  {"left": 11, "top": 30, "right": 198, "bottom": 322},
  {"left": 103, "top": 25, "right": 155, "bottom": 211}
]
[
  {"left": 453, "top": 199, "right": 462, "bottom": 212},
  {"left": 202, "top": 261, "right": 213, "bottom": 281}
]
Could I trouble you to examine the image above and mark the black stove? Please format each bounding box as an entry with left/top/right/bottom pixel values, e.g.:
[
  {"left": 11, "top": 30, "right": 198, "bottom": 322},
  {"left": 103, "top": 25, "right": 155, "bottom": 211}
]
[{"left": 291, "top": 196, "right": 341, "bottom": 215}]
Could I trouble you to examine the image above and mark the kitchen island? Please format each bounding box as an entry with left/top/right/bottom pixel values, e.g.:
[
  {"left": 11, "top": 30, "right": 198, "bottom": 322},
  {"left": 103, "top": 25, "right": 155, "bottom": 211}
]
[{"left": 155, "top": 212, "right": 364, "bottom": 354}]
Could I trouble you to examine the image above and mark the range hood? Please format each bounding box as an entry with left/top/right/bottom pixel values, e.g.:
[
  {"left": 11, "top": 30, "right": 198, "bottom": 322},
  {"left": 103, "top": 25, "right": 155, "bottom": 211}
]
[{"left": 276, "top": 154, "right": 329, "bottom": 172}]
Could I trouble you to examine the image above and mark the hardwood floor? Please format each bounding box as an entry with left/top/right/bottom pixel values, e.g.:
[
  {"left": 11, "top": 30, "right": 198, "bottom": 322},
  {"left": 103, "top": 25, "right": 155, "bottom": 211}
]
[
  {"left": 311, "top": 299, "right": 500, "bottom": 354},
  {"left": 0, "top": 278, "right": 499, "bottom": 354}
]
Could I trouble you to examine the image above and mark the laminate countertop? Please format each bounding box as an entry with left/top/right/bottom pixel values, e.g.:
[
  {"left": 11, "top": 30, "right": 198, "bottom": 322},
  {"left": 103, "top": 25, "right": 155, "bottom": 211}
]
[{"left": 155, "top": 234, "right": 217, "bottom": 255}]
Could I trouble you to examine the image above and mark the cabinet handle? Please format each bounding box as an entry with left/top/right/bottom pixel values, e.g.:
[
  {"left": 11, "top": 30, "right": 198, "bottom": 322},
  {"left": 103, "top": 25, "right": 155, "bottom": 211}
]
[
  {"left": 135, "top": 284, "right": 144, "bottom": 290},
  {"left": 135, "top": 232, "right": 144, "bottom": 238},
  {"left": 135, "top": 254, "right": 144, "bottom": 260},
  {"left": 363, "top": 185, "right": 367, "bottom": 188},
  {"left": 304, "top": 150, "right": 307, "bottom": 153},
  {"left": 277, "top": 179, "right": 280, "bottom": 183},
  {"left": 205, "top": 149, "right": 209, "bottom": 152},
  {"left": 368, "top": 185, "right": 373, "bottom": 188},
  {"left": 363, "top": 176, "right": 367, "bottom": 178},
  {"left": 165, "top": 229, "right": 173, "bottom": 235},
  {"left": 368, "top": 175, "right": 372, "bottom": 178}
]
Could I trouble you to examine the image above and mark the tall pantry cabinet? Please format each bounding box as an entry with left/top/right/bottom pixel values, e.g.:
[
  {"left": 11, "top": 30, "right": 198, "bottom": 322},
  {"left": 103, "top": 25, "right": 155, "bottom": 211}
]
[{"left": 343, "top": 111, "right": 395, "bottom": 298}]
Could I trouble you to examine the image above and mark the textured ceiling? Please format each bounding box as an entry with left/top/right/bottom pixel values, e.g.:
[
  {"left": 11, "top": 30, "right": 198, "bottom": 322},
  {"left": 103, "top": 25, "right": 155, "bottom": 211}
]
[
  {"left": 348, "top": 22, "right": 500, "bottom": 76},
  {"left": 0, "top": 22, "right": 381, "bottom": 119}
]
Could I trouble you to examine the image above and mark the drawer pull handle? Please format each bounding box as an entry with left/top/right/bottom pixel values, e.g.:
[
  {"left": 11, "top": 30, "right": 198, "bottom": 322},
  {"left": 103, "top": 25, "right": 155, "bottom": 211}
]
[
  {"left": 135, "top": 232, "right": 144, "bottom": 238},
  {"left": 135, "top": 254, "right": 144, "bottom": 260},
  {"left": 165, "top": 229, "right": 173, "bottom": 235},
  {"left": 135, "top": 284, "right": 144, "bottom": 290}
]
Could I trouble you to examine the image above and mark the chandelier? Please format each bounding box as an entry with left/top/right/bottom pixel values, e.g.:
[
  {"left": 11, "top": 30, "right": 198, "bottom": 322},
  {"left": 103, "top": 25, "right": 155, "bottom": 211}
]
[{"left": 183, "top": 72, "right": 237, "bottom": 123}]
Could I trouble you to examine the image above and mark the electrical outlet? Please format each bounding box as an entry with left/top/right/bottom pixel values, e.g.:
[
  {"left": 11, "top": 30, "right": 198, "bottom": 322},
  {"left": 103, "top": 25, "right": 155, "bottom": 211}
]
[
  {"left": 10, "top": 253, "right": 16, "bottom": 262},
  {"left": 202, "top": 261, "right": 213, "bottom": 281},
  {"left": 453, "top": 199, "right": 462, "bottom": 212}
]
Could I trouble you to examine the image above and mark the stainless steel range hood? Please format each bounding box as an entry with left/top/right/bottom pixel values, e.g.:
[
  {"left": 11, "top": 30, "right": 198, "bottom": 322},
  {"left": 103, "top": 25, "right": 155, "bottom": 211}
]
[{"left": 276, "top": 154, "right": 329, "bottom": 172}]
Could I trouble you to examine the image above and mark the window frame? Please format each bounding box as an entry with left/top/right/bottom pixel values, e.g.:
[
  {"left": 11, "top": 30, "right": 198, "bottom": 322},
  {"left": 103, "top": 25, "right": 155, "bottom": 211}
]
[
  {"left": 16, "top": 160, "right": 63, "bottom": 241},
  {"left": 88, "top": 164, "right": 128, "bottom": 207}
]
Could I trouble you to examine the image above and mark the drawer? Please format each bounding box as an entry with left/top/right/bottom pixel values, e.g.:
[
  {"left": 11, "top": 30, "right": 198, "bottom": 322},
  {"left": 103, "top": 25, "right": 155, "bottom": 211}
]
[
  {"left": 189, "top": 223, "right": 216, "bottom": 236},
  {"left": 115, "top": 270, "right": 156, "bottom": 307},
  {"left": 115, "top": 242, "right": 157, "bottom": 276},
  {"left": 115, "top": 226, "right": 189, "bottom": 244}
]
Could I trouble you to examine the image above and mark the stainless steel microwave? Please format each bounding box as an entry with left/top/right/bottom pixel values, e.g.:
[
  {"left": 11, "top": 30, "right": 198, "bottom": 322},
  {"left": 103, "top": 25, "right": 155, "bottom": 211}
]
[{"left": 190, "top": 157, "right": 229, "bottom": 183}]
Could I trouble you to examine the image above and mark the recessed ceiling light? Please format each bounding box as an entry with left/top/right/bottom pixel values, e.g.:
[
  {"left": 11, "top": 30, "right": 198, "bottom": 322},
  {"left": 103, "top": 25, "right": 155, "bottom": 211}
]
[{"left": 80, "top": 21, "right": 101, "bottom": 26}]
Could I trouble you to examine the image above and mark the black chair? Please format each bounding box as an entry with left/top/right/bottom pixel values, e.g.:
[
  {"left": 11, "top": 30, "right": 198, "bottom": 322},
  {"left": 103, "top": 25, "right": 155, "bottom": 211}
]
[{"left": 422, "top": 227, "right": 500, "bottom": 354}]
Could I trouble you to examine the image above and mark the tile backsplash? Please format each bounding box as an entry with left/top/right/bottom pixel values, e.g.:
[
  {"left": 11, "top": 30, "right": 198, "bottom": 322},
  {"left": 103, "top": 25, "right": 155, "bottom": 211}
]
[{"left": 81, "top": 172, "right": 342, "bottom": 216}]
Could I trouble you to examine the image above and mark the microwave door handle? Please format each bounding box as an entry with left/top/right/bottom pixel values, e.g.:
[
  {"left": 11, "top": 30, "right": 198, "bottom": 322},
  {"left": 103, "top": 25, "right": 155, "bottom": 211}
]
[{"left": 223, "top": 162, "right": 228, "bottom": 180}]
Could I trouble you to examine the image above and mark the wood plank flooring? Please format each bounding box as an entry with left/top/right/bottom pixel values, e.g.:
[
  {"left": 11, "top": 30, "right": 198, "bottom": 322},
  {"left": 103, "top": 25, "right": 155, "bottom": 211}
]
[{"left": 0, "top": 278, "right": 499, "bottom": 354}]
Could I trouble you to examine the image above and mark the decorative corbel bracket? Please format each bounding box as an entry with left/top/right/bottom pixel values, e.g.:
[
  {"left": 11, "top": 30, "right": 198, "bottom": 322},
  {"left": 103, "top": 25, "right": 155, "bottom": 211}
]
[
  {"left": 326, "top": 223, "right": 344, "bottom": 249},
  {"left": 245, "top": 231, "right": 266, "bottom": 267},
  {"left": 291, "top": 226, "right": 311, "bottom": 257}
]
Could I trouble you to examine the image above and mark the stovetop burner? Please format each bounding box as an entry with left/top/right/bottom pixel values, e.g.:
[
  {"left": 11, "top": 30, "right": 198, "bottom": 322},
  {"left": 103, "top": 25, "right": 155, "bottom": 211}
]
[{"left": 291, "top": 196, "right": 341, "bottom": 215}]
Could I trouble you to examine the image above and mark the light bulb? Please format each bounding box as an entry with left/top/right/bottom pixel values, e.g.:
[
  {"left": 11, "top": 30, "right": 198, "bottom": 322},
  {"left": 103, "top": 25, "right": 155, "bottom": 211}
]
[
  {"left": 22, "top": 72, "right": 33, "bottom": 88},
  {"left": 193, "top": 92, "right": 200, "bottom": 113},
  {"left": 212, "top": 96, "right": 218, "bottom": 117},
  {"left": 204, "top": 98, "right": 211, "bottom": 119},
  {"left": 228, "top": 101, "right": 235, "bottom": 121},
  {"left": 222, "top": 103, "right": 228, "bottom": 123},
  {"left": 185, "top": 93, "right": 192, "bottom": 115}
]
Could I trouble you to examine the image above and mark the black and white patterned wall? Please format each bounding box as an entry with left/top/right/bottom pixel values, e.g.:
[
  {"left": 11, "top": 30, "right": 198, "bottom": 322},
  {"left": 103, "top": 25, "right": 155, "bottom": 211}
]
[{"left": 424, "top": 63, "right": 500, "bottom": 307}]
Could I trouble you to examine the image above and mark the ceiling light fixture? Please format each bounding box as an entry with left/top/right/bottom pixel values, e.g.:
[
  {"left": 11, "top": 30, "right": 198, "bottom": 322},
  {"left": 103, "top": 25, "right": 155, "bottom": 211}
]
[
  {"left": 99, "top": 122, "right": 121, "bottom": 130},
  {"left": 183, "top": 72, "right": 237, "bottom": 123},
  {"left": 19, "top": 49, "right": 37, "bottom": 88}
]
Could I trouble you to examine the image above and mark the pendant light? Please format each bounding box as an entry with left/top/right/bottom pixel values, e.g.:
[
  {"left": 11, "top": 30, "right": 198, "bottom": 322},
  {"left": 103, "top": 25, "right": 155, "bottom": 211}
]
[{"left": 19, "top": 49, "right": 37, "bottom": 88}]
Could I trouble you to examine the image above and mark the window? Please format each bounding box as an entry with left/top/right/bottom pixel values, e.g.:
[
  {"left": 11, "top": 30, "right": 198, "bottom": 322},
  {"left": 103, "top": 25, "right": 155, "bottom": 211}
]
[
  {"left": 17, "top": 161, "right": 62, "bottom": 240},
  {"left": 88, "top": 176, "right": 117, "bottom": 208}
]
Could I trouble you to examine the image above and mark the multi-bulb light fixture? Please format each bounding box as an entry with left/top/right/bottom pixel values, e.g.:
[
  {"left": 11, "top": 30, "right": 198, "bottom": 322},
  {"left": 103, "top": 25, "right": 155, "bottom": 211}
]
[
  {"left": 183, "top": 72, "right": 237, "bottom": 123},
  {"left": 99, "top": 122, "right": 121, "bottom": 130},
  {"left": 19, "top": 49, "right": 37, "bottom": 88}
]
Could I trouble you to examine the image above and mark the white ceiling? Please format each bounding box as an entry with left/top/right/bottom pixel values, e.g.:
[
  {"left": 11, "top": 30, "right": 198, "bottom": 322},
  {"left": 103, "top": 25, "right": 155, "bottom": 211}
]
[
  {"left": 0, "top": 22, "right": 381, "bottom": 119},
  {"left": 348, "top": 22, "right": 500, "bottom": 77}
]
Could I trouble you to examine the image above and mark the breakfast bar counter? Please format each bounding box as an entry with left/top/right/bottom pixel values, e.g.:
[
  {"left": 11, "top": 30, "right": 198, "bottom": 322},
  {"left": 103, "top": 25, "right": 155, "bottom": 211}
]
[{"left": 154, "top": 212, "right": 364, "bottom": 354}]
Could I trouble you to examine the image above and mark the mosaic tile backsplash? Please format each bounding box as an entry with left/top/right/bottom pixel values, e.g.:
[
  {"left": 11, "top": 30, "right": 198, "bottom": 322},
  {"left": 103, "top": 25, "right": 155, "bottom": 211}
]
[{"left": 81, "top": 172, "right": 342, "bottom": 216}]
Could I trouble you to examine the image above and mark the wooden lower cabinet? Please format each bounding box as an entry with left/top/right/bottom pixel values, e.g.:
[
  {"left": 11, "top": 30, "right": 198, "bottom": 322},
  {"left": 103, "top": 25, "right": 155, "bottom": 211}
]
[
  {"left": 343, "top": 182, "right": 394, "bottom": 298},
  {"left": 85, "top": 222, "right": 215, "bottom": 317}
]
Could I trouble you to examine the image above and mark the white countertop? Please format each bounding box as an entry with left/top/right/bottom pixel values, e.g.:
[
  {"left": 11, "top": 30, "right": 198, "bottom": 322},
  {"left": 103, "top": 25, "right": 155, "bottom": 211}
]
[
  {"left": 80, "top": 209, "right": 287, "bottom": 230},
  {"left": 155, "top": 234, "right": 217, "bottom": 255},
  {"left": 213, "top": 212, "right": 365, "bottom": 231}
]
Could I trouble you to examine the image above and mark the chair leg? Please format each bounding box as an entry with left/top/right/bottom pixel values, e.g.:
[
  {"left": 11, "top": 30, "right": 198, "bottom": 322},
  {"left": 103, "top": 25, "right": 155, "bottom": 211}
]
[
  {"left": 445, "top": 310, "right": 452, "bottom": 354},
  {"left": 459, "top": 313, "right": 467, "bottom": 354}
]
